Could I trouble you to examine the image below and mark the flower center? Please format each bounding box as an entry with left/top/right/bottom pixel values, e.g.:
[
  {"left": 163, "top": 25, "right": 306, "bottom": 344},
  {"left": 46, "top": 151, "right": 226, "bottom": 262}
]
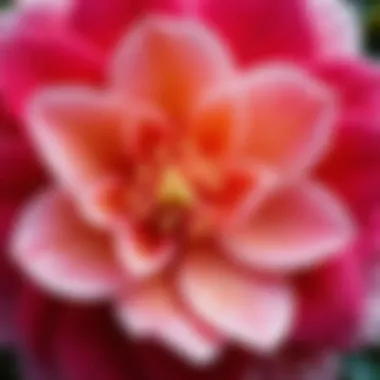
[{"left": 157, "top": 167, "right": 195, "bottom": 208}]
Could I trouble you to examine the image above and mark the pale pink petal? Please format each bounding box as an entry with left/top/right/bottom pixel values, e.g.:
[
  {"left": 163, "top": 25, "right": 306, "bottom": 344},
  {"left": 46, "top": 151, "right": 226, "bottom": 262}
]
[
  {"left": 224, "top": 181, "right": 355, "bottom": 272},
  {"left": 11, "top": 190, "right": 123, "bottom": 300},
  {"left": 17, "top": 0, "right": 72, "bottom": 12},
  {"left": 28, "top": 87, "right": 125, "bottom": 194},
  {"left": 307, "top": 0, "right": 361, "bottom": 58},
  {"left": 179, "top": 253, "right": 295, "bottom": 352},
  {"left": 242, "top": 65, "right": 336, "bottom": 174},
  {"left": 114, "top": 222, "right": 176, "bottom": 279},
  {"left": 117, "top": 279, "right": 222, "bottom": 365},
  {"left": 111, "top": 15, "right": 234, "bottom": 122}
]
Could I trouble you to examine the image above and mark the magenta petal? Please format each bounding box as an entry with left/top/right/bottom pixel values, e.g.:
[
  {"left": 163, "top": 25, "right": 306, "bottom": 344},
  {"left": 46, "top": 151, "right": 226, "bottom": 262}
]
[
  {"left": 70, "top": 0, "right": 184, "bottom": 52},
  {"left": 293, "top": 250, "right": 364, "bottom": 348},
  {"left": 0, "top": 7, "right": 104, "bottom": 115},
  {"left": 196, "top": 0, "right": 316, "bottom": 64}
]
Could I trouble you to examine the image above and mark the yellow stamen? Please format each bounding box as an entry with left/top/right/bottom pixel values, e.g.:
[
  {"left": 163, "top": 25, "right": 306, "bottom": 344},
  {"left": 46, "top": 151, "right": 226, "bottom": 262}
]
[{"left": 157, "top": 167, "right": 195, "bottom": 207}]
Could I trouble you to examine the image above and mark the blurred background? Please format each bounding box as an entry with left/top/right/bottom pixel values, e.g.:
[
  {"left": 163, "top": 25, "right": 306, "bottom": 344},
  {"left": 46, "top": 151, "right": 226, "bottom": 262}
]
[{"left": 0, "top": 0, "right": 378, "bottom": 379}]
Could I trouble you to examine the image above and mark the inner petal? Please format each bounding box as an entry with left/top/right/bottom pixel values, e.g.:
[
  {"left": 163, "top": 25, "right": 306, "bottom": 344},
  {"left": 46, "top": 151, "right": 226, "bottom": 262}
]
[
  {"left": 116, "top": 278, "right": 223, "bottom": 365},
  {"left": 223, "top": 180, "right": 356, "bottom": 272},
  {"left": 241, "top": 64, "right": 336, "bottom": 175},
  {"left": 111, "top": 15, "right": 235, "bottom": 123},
  {"left": 28, "top": 86, "right": 126, "bottom": 195}
]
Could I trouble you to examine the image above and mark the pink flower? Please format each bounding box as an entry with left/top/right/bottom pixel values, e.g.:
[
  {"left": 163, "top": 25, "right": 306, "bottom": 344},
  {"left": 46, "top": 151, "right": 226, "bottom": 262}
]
[{"left": 0, "top": 0, "right": 379, "bottom": 378}]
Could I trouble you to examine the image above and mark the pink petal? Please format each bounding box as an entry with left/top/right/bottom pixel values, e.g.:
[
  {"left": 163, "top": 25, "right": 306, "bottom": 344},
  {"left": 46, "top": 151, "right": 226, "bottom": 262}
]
[
  {"left": 28, "top": 87, "right": 125, "bottom": 195},
  {"left": 224, "top": 181, "right": 355, "bottom": 272},
  {"left": 11, "top": 190, "right": 123, "bottom": 300},
  {"left": 293, "top": 250, "right": 364, "bottom": 348},
  {"left": 70, "top": 0, "right": 184, "bottom": 52},
  {"left": 312, "top": 58, "right": 379, "bottom": 121},
  {"left": 189, "top": 79, "right": 246, "bottom": 159},
  {"left": 111, "top": 16, "right": 234, "bottom": 122},
  {"left": 0, "top": 7, "right": 103, "bottom": 115},
  {"left": 195, "top": 0, "right": 316, "bottom": 64},
  {"left": 179, "top": 253, "right": 295, "bottom": 352},
  {"left": 114, "top": 222, "right": 176, "bottom": 279},
  {"left": 241, "top": 65, "right": 336, "bottom": 174},
  {"left": 307, "top": 0, "right": 361, "bottom": 58},
  {"left": 117, "top": 279, "right": 222, "bottom": 365}
]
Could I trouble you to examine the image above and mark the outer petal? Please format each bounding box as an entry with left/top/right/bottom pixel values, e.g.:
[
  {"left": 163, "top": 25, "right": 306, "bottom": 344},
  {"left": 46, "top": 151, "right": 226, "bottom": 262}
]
[
  {"left": 179, "top": 253, "right": 295, "bottom": 352},
  {"left": 28, "top": 87, "right": 125, "bottom": 195},
  {"left": 117, "top": 279, "right": 222, "bottom": 365},
  {"left": 293, "top": 250, "right": 364, "bottom": 348},
  {"left": 70, "top": 0, "right": 184, "bottom": 52},
  {"left": 224, "top": 181, "right": 355, "bottom": 272},
  {"left": 307, "top": 0, "right": 361, "bottom": 58},
  {"left": 195, "top": 0, "right": 314, "bottom": 65},
  {"left": 111, "top": 16, "right": 234, "bottom": 122},
  {"left": 241, "top": 65, "right": 336, "bottom": 174},
  {"left": 195, "top": 0, "right": 359, "bottom": 65},
  {"left": 11, "top": 190, "right": 123, "bottom": 300},
  {"left": 312, "top": 58, "right": 379, "bottom": 121},
  {"left": 0, "top": 7, "right": 103, "bottom": 115}
]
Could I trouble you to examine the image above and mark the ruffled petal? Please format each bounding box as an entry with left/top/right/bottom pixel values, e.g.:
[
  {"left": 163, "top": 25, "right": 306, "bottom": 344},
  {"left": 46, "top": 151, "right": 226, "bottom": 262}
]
[
  {"left": 11, "top": 190, "right": 123, "bottom": 300},
  {"left": 224, "top": 181, "right": 355, "bottom": 272},
  {"left": 111, "top": 16, "right": 234, "bottom": 122},
  {"left": 117, "top": 279, "right": 222, "bottom": 365},
  {"left": 179, "top": 253, "right": 295, "bottom": 352},
  {"left": 241, "top": 65, "right": 336, "bottom": 174}
]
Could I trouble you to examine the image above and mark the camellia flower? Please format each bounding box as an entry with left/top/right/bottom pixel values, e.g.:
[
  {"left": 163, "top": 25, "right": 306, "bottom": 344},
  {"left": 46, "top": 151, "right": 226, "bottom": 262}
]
[{"left": 0, "top": 0, "right": 379, "bottom": 379}]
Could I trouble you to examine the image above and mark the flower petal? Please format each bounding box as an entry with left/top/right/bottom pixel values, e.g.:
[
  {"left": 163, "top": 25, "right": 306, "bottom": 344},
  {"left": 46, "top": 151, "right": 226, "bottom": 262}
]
[
  {"left": 307, "top": 0, "right": 361, "bottom": 58},
  {"left": 179, "top": 253, "right": 295, "bottom": 352},
  {"left": 117, "top": 279, "right": 222, "bottom": 365},
  {"left": 111, "top": 16, "right": 234, "bottom": 122},
  {"left": 242, "top": 65, "right": 336, "bottom": 174},
  {"left": 0, "top": 8, "right": 103, "bottom": 115},
  {"left": 293, "top": 250, "right": 364, "bottom": 347},
  {"left": 11, "top": 190, "right": 123, "bottom": 300},
  {"left": 28, "top": 87, "right": 125, "bottom": 194},
  {"left": 196, "top": 0, "right": 316, "bottom": 64},
  {"left": 70, "top": 0, "right": 184, "bottom": 52},
  {"left": 188, "top": 79, "right": 245, "bottom": 159},
  {"left": 224, "top": 181, "right": 355, "bottom": 272}
]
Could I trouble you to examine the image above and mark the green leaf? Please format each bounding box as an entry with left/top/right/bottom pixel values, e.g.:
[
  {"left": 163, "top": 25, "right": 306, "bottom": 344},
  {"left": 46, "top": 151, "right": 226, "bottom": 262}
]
[{"left": 341, "top": 350, "right": 380, "bottom": 380}]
